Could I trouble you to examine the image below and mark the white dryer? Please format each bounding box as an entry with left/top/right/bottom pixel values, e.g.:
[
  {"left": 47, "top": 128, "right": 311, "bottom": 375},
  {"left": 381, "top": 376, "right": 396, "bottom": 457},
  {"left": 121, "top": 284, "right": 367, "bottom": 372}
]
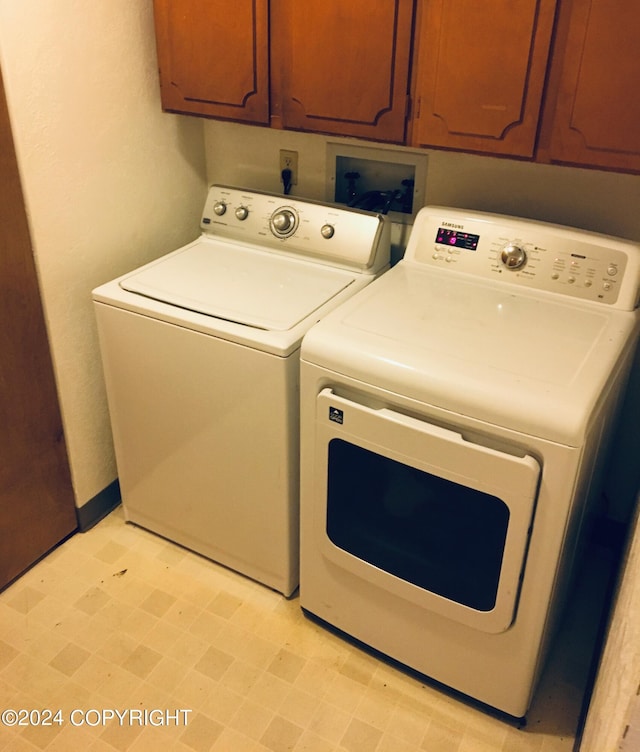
[
  {"left": 93, "top": 185, "right": 389, "bottom": 596},
  {"left": 299, "top": 206, "right": 640, "bottom": 716}
]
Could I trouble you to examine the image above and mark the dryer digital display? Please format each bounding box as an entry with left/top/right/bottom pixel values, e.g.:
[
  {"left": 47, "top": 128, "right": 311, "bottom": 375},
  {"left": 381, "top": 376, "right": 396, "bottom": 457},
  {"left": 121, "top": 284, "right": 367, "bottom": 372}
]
[{"left": 436, "top": 228, "right": 480, "bottom": 250}]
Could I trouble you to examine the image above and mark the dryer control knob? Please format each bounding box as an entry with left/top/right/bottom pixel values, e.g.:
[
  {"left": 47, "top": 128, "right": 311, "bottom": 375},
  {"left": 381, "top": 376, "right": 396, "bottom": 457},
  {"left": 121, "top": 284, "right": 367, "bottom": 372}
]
[
  {"left": 213, "top": 201, "right": 227, "bottom": 216},
  {"left": 500, "top": 243, "right": 527, "bottom": 270},
  {"left": 235, "top": 206, "right": 249, "bottom": 220},
  {"left": 321, "top": 224, "right": 335, "bottom": 239}
]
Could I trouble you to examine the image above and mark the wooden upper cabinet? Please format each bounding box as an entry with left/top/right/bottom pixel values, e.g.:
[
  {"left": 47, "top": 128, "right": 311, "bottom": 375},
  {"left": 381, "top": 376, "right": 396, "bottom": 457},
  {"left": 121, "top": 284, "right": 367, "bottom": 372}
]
[
  {"left": 153, "top": 0, "right": 270, "bottom": 124},
  {"left": 544, "top": 0, "right": 640, "bottom": 172},
  {"left": 270, "top": 0, "right": 415, "bottom": 143},
  {"left": 411, "top": 0, "right": 557, "bottom": 157}
]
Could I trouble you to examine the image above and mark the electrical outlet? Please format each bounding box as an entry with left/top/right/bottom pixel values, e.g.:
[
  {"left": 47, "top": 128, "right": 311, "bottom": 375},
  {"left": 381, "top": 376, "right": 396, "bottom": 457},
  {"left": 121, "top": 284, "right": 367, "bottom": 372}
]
[{"left": 280, "top": 149, "right": 298, "bottom": 186}]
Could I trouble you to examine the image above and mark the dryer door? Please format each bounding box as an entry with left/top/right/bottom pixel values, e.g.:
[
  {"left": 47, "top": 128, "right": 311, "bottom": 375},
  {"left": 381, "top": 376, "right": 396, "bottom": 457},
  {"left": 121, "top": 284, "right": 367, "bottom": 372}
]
[{"left": 313, "top": 389, "right": 540, "bottom": 634}]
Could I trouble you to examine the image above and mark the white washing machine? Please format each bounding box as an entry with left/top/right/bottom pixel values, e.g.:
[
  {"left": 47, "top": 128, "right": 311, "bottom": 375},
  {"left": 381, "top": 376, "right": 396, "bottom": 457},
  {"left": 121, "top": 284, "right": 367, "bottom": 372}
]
[
  {"left": 93, "top": 185, "right": 389, "bottom": 596},
  {"left": 299, "top": 206, "right": 640, "bottom": 716}
]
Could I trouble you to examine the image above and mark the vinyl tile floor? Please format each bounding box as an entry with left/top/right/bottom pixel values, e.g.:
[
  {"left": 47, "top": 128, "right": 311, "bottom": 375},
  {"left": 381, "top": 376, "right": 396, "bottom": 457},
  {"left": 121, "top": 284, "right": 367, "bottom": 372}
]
[{"left": 0, "top": 506, "right": 610, "bottom": 752}]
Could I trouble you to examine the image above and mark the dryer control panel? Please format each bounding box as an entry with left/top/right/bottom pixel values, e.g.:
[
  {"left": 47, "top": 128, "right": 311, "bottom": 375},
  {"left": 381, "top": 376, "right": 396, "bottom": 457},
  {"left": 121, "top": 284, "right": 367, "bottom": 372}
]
[
  {"left": 200, "top": 185, "right": 390, "bottom": 275},
  {"left": 408, "top": 206, "right": 640, "bottom": 310}
]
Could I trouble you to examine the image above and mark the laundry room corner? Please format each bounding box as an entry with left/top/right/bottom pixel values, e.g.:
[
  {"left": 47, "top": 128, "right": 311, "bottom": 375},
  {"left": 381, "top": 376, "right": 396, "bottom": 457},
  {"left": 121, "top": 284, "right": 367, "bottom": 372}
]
[{"left": 0, "top": 0, "right": 208, "bottom": 522}]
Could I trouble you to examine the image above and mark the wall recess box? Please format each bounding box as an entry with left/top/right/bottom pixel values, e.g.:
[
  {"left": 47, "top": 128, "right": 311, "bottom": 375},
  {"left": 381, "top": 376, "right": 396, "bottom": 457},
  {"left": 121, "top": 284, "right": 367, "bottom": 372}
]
[{"left": 326, "top": 142, "right": 427, "bottom": 223}]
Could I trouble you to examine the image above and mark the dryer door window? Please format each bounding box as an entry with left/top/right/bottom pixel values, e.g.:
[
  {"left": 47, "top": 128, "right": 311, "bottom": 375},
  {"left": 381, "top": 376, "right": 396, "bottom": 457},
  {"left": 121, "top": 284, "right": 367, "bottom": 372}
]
[
  {"left": 327, "top": 438, "right": 510, "bottom": 612},
  {"left": 313, "top": 389, "right": 541, "bottom": 634}
]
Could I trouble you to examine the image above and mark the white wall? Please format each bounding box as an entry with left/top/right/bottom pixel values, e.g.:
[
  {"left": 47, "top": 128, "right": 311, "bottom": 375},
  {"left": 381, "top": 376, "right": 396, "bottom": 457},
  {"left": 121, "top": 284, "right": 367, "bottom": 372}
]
[
  {"left": 0, "top": 0, "right": 207, "bottom": 509},
  {"left": 580, "top": 498, "right": 640, "bottom": 752}
]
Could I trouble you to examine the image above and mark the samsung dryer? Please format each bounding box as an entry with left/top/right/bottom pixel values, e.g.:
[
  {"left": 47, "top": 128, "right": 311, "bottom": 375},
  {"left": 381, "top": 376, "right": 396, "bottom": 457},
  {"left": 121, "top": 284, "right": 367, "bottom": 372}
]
[{"left": 299, "top": 206, "right": 640, "bottom": 715}]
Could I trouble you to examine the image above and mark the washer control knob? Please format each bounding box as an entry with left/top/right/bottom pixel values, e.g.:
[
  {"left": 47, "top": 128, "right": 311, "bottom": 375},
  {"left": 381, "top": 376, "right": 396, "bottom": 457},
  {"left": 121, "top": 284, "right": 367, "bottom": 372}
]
[
  {"left": 321, "top": 223, "right": 335, "bottom": 239},
  {"left": 235, "top": 206, "right": 249, "bottom": 221},
  {"left": 500, "top": 243, "right": 527, "bottom": 270},
  {"left": 270, "top": 208, "right": 297, "bottom": 236},
  {"left": 213, "top": 201, "right": 227, "bottom": 216}
]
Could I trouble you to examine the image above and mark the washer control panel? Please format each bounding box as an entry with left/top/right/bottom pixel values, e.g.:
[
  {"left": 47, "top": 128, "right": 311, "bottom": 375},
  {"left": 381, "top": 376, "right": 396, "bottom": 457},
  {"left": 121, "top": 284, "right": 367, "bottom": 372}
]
[
  {"left": 409, "top": 206, "right": 640, "bottom": 310},
  {"left": 200, "top": 185, "right": 390, "bottom": 274}
]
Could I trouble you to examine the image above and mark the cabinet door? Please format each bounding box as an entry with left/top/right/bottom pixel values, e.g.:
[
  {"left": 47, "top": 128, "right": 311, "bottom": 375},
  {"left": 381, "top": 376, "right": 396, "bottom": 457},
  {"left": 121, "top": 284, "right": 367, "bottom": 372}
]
[
  {"left": 545, "top": 0, "right": 640, "bottom": 172},
  {"left": 411, "top": 0, "right": 556, "bottom": 157},
  {"left": 271, "top": 0, "right": 415, "bottom": 143},
  {"left": 153, "top": 0, "right": 269, "bottom": 124}
]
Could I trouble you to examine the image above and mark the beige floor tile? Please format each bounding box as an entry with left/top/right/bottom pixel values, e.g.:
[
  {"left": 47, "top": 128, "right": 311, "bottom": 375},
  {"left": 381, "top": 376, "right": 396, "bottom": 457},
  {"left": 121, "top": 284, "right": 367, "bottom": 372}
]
[
  {"left": 354, "top": 687, "right": 397, "bottom": 733},
  {"left": 308, "top": 700, "right": 353, "bottom": 744},
  {"left": 180, "top": 714, "right": 224, "bottom": 752},
  {"left": 292, "top": 729, "right": 337, "bottom": 752},
  {"left": 209, "top": 726, "right": 257, "bottom": 752},
  {"left": 146, "top": 655, "right": 191, "bottom": 695},
  {"left": 5, "top": 586, "right": 47, "bottom": 615},
  {"left": 98, "top": 717, "right": 144, "bottom": 752},
  {"left": 44, "top": 723, "right": 97, "bottom": 752},
  {"left": 72, "top": 653, "right": 117, "bottom": 694},
  {"left": 0, "top": 640, "right": 21, "bottom": 670},
  {"left": 19, "top": 721, "right": 64, "bottom": 751},
  {"left": 172, "top": 669, "right": 217, "bottom": 713},
  {"left": 247, "top": 671, "right": 292, "bottom": 712},
  {"left": 278, "top": 686, "right": 320, "bottom": 728},
  {"left": 49, "top": 643, "right": 92, "bottom": 677},
  {"left": 2, "top": 653, "right": 67, "bottom": 705},
  {"left": 267, "top": 647, "right": 306, "bottom": 683},
  {"left": 121, "top": 643, "right": 163, "bottom": 679},
  {"left": 95, "top": 664, "right": 143, "bottom": 706},
  {"left": 0, "top": 508, "right": 607, "bottom": 751},
  {"left": 74, "top": 586, "right": 111, "bottom": 616},
  {"left": 194, "top": 645, "right": 235, "bottom": 682},
  {"left": 94, "top": 540, "right": 130, "bottom": 565},
  {"left": 260, "top": 714, "right": 304, "bottom": 751},
  {"left": 140, "top": 588, "right": 177, "bottom": 618},
  {"left": 187, "top": 610, "right": 226, "bottom": 645},
  {"left": 201, "top": 682, "right": 244, "bottom": 725},
  {"left": 341, "top": 716, "right": 384, "bottom": 752},
  {"left": 207, "top": 591, "right": 243, "bottom": 620},
  {"left": 228, "top": 698, "right": 273, "bottom": 741}
]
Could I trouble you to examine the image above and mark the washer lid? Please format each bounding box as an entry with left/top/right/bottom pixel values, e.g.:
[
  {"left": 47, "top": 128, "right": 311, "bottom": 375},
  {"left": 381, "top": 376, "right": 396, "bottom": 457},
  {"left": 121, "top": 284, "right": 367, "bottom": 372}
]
[
  {"left": 120, "top": 239, "right": 357, "bottom": 331},
  {"left": 302, "top": 264, "right": 640, "bottom": 445}
]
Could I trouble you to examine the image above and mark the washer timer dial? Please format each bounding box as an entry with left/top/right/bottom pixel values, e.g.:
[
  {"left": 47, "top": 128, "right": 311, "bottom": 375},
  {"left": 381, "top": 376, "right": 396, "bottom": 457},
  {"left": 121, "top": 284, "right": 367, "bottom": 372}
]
[
  {"left": 500, "top": 242, "right": 527, "bottom": 270},
  {"left": 270, "top": 207, "right": 298, "bottom": 238}
]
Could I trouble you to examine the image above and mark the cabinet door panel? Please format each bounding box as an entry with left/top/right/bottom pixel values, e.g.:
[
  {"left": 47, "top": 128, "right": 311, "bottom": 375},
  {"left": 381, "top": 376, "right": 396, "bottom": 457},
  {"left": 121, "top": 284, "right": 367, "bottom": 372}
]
[
  {"left": 547, "top": 0, "right": 640, "bottom": 171},
  {"left": 272, "top": 0, "right": 414, "bottom": 143},
  {"left": 153, "top": 0, "right": 269, "bottom": 124},
  {"left": 412, "top": 0, "right": 556, "bottom": 157}
]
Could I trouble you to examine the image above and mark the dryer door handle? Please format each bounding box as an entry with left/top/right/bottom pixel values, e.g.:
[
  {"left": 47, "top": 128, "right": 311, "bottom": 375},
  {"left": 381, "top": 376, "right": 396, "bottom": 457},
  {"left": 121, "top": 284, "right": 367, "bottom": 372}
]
[{"left": 319, "top": 388, "right": 536, "bottom": 484}]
